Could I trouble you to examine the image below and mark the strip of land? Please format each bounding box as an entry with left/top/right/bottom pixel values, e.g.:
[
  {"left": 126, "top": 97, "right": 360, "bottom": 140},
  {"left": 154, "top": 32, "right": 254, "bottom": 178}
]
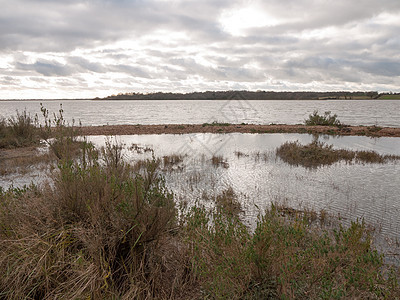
[{"left": 79, "top": 124, "right": 400, "bottom": 137}]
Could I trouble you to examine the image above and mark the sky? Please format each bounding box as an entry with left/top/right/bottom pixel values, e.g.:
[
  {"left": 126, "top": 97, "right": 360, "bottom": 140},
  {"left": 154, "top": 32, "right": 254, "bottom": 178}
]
[{"left": 1, "top": 0, "right": 400, "bottom": 99}]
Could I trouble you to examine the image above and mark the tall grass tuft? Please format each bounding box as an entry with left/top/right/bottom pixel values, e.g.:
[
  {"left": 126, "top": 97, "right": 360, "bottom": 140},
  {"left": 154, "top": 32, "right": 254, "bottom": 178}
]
[
  {"left": 0, "top": 141, "right": 178, "bottom": 299},
  {"left": 0, "top": 110, "right": 40, "bottom": 148},
  {"left": 39, "top": 103, "right": 82, "bottom": 160}
]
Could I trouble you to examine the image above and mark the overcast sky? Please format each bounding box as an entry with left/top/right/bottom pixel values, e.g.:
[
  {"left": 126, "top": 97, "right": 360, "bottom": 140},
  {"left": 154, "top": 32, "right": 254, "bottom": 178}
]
[{"left": 1, "top": 0, "right": 400, "bottom": 99}]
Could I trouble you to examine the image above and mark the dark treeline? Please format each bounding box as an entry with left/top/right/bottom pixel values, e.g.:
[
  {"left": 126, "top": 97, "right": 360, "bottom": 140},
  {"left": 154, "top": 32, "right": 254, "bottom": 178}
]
[{"left": 98, "top": 90, "right": 399, "bottom": 100}]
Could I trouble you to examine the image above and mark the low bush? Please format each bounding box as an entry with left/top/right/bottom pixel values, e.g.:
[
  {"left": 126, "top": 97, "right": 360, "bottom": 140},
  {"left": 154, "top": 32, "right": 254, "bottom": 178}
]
[
  {"left": 202, "top": 121, "right": 231, "bottom": 127},
  {"left": 305, "top": 110, "right": 342, "bottom": 126}
]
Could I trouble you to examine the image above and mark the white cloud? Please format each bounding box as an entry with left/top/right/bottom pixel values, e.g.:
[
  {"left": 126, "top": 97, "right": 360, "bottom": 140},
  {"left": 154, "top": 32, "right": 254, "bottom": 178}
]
[{"left": 0, "top": 0, "right": 399, "bottom": 98}]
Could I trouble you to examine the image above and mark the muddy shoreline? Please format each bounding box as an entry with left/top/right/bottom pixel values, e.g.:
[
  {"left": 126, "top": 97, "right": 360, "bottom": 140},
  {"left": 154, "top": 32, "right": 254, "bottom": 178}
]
[{"left": 79, "top": 124, "right": 400, "bottom": 137}]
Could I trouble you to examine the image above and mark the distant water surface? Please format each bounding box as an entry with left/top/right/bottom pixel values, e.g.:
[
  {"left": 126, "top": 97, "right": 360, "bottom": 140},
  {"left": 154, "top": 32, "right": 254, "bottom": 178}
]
[{"left": 1, "top": 99, "right": 399, "bottom": 127}]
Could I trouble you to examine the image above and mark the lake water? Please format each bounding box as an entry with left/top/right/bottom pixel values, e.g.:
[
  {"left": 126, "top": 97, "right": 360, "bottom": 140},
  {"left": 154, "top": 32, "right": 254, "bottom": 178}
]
[{"left": 1, "top": 99, "right": 400, "bottom": 127}]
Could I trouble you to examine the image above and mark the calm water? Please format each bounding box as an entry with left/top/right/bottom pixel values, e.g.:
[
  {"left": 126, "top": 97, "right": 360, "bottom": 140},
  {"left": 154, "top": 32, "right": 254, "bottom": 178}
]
[{"left": 1, "top": 99, "right": 399, "bottom": 127}]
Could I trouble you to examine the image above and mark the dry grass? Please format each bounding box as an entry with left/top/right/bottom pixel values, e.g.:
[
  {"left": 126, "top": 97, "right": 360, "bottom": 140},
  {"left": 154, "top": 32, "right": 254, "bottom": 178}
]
[
  {"left": 0, "top": 110, "right": 40, "bottom": 149},
  {"left": 0, "top": 142, "right": 188, "bottom": 299},
  {"left": 276, "top": 140, "right": 400, "bottom": 168}
]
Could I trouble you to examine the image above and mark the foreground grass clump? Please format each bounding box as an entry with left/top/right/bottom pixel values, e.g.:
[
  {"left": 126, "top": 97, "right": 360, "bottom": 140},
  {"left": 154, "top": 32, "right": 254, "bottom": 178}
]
[
  {"left": 276, "top": 140, "right": 400, "bottom": 168},
  {"left": 0, "top": 110, "right": 40, "bottom": 148},
  {"left": 305, "top": 110, "right": 342, "bottom": 126},
  {"left": 0, "top": 105, "right": 81, "bottom": 157},
  {"left": 184, "top": 204, "right": 400, "bottom": 299},
  {"left": 0, "top": 142, "right": 180, "bottom": 299}
]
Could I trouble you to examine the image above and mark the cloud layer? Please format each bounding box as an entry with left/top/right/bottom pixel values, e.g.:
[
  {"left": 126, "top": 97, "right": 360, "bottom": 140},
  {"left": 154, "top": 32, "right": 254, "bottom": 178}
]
[{"left": 1, "top": 0, "right": 400, "bottom": 98}]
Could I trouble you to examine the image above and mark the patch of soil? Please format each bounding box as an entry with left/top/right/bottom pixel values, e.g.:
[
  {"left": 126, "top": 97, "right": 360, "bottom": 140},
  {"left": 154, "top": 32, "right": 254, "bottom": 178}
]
[{"left": 79, "top": 124, "right": 400, "bottom": 137}]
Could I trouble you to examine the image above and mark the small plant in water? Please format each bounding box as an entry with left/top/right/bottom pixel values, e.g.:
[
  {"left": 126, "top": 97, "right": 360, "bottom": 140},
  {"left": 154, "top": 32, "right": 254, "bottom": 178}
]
[{"left": 276, "top": 140, "right": 400, "bottom": 168}]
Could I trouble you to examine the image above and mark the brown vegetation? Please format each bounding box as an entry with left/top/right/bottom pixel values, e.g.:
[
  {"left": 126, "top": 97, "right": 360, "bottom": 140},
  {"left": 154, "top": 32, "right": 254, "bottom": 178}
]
[{"left": 276, "top": 140, "right": 400, "bottom": 168}]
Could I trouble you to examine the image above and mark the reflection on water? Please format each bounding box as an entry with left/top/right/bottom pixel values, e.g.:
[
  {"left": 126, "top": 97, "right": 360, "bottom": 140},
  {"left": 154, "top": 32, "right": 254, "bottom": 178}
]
[
  {"left": 1, "top": 133, "right": 400, "bottom": 261},
  {"left": 1, "top": 99, "right": 400, "bottom": 127}
]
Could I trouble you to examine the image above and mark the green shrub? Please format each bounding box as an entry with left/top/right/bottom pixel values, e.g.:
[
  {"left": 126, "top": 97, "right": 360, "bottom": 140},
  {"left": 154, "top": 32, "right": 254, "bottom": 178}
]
[
  {"left": 183, "top": 204, "right": 251, "bottom": 299},
  {"left": 249, "top": 206, "right": 397, "bottom": 299},
  {"left": 305, "top": 110, "right": 341, "bottom": 126}
]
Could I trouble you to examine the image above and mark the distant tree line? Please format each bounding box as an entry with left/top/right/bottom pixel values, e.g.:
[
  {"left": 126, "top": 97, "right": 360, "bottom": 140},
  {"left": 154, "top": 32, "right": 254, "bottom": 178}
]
[{"left": 97, "top": 90, "right": 398, "bottom": 100}]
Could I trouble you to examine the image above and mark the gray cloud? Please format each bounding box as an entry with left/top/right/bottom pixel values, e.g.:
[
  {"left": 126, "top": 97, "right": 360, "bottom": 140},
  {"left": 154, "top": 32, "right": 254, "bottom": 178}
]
[
  {"left": 15, "top": 60, "right": 75, "bottom": 76},
  {"left": 1, "top": 0, "right": 400, "bottom": 98}
]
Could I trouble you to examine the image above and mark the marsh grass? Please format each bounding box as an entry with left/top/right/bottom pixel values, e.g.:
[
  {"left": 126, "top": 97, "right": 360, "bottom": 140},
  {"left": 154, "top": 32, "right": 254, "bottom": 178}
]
[
  {"left": 39, "top": 103, "right": 84, "bottom": 160},
  {"left": 234, "top": 150, "right": 249, "bottom": 158},
  {"left": 1, "top": 109, "right": 400, "bottom": 298},
  {"left": 183, "top": 202, "right": 400, "bottom": 299},
  {"left": 0, "top": 141, "right": 183, "bottom": 299},
  {"left": 130, "top": 143, "right": 154, "bottom": 154},
  {"left": 276, "top": 140, "right": 400, "bottom": 168},
  {"left": 0, "top": 110, "right": 40, "bottom": 148}
]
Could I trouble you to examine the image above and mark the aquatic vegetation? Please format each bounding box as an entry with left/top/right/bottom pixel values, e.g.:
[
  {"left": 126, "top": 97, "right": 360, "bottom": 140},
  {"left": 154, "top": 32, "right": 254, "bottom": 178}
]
[
  {"left": 211, "top": 155, "right": 229, "bottom": 168},
  {"left": 276, "top": 140, "right": 400, "bottom": 168},
  {"left": 162, "top": 153, "right": 185, "bottom": 169},
  {"left": 214, "top": 186, "right": 242, "bottom": 216}
]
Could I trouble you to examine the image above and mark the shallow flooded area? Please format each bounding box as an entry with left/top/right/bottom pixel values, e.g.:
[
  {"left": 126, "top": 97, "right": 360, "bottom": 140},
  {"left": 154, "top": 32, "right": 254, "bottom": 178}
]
[{"left": 2, "top": 132, "right": 400, "bottom": 262}]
